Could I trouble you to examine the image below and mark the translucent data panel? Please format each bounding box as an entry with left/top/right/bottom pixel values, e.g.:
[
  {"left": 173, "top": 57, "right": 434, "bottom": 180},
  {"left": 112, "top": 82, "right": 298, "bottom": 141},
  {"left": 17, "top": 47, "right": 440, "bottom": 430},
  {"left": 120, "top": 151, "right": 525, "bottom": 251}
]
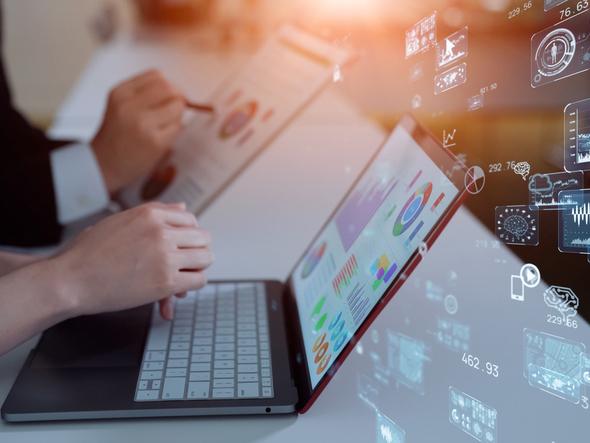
[{"left": 531, "top": 10, "right": 590, "bottom": 87}]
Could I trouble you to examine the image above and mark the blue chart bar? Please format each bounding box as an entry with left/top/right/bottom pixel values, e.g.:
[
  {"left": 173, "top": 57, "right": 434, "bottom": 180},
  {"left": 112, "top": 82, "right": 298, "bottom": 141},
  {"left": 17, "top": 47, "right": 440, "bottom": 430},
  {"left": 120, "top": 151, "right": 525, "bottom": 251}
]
[{"left": 408, "top": 220, "right": 425, "bottom": 242}]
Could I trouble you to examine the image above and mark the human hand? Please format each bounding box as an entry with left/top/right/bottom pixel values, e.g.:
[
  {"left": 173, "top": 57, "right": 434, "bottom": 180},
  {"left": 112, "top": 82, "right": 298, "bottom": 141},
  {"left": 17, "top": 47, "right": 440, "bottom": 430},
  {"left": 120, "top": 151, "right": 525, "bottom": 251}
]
[
  {"left": 91, "top": 70, "right": 187, "bottom": 194},
  {"left": 53, "top": 202, "right": 213, "bottom": 320}
]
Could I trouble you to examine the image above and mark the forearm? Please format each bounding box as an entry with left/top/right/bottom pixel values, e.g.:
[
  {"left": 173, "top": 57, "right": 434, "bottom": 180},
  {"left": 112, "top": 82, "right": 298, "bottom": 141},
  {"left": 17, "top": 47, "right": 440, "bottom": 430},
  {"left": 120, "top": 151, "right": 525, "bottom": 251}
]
[
  {"left": 0, "top": 251, "right": 43, "bottom": 277},
  {"left": 0, "top": 258, "right": 77, "bottom": 356}
]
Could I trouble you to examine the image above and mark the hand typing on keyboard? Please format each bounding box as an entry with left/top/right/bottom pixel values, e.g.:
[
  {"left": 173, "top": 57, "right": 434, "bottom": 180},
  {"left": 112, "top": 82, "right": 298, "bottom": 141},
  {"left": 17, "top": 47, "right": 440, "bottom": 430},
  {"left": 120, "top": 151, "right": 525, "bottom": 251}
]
[{"left": 53, "top": 202, "right": 214, "bottom": 319}]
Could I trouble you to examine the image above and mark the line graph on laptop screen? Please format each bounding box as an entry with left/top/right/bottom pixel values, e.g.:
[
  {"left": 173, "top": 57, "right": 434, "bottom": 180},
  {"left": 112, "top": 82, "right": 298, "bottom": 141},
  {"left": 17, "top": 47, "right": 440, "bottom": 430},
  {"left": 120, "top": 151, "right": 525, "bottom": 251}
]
[{"left": 292, "top": 122, "right": 460, "bottom": 387}]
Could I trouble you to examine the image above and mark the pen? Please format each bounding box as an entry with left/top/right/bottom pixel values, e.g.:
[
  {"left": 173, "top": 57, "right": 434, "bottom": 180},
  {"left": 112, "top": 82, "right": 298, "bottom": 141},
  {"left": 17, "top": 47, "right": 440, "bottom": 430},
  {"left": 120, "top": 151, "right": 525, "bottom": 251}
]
[{"left": 185, "top": 100, "right": 215, "bottom": 114}]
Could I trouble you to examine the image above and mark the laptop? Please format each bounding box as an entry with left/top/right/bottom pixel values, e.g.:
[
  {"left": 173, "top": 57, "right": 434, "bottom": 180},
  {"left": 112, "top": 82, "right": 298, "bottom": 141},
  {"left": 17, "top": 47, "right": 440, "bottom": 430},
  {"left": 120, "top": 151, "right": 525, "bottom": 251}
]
[{"left": 1, "top": 115, "right": 467, "bottom": 422}]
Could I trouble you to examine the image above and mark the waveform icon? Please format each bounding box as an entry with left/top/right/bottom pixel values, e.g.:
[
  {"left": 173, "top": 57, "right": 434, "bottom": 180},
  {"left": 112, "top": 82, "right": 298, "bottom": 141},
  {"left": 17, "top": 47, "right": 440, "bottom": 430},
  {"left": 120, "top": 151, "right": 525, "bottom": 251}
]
[
  {"left": 571, "top": 237, "right": 590, "bottom": 245},
  {"left": 571, "top": 202, "right": 590, "bottom": 226}
]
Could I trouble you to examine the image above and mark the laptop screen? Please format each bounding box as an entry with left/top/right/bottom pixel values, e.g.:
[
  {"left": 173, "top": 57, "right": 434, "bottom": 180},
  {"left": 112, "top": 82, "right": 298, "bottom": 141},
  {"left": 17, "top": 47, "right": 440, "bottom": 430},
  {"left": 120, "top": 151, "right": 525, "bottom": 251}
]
[{"left": 290, "top": 116, "right": 463, "bottom": 388}]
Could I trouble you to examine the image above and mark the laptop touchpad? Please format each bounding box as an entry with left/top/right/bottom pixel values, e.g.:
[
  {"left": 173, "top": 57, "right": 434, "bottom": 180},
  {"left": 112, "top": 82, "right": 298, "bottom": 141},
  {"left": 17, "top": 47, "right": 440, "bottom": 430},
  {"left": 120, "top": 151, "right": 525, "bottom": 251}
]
[{"left": 31, "top": 307, "right": 151, "bottom": 369}]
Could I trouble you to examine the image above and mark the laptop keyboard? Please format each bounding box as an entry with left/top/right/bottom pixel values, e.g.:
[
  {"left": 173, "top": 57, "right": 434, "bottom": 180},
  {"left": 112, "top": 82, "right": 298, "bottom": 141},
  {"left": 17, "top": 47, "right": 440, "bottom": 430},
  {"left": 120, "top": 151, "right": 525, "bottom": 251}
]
[{"left": 134, "top": 282, "right": 274, "bottom": 402}]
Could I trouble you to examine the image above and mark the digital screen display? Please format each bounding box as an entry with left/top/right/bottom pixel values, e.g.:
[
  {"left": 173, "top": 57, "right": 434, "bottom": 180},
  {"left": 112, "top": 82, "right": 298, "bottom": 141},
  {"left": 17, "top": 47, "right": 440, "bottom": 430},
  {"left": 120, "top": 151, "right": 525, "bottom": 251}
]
[{"left": 291, "top": 119, "right": 460, "bottom": 387}]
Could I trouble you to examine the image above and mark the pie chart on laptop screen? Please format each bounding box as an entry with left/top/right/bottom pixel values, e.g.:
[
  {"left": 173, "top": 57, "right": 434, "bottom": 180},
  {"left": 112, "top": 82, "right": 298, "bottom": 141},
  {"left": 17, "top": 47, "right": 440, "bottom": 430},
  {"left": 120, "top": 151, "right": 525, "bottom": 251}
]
[{"left": 218, "top": 100, "right": 258, "bottom": 140}]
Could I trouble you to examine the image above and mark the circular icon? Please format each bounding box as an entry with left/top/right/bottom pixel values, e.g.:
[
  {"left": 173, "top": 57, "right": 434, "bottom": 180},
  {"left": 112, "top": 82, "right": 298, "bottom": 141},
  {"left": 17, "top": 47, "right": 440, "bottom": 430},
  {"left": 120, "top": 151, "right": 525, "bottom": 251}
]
[
  {"left": 535, "top": 28, "right": 576, "bottom": 79},
  {"left": 444, "top": 294, "right": 458, "bottom": 315},
  {"left": 300, "top": 242, "right": 326, "bottom": 279},
  {"left": 393, "top": 182, "right": 433, "bottom": 236},
  {"left": 464, "top": 166, "right": 485, "bottom": 195},
  {"left": 520, "top": 263, "right": 541, "bottom": 288},
  {"left": 218, "top": 101, "right": 258, "bottom": 139}
]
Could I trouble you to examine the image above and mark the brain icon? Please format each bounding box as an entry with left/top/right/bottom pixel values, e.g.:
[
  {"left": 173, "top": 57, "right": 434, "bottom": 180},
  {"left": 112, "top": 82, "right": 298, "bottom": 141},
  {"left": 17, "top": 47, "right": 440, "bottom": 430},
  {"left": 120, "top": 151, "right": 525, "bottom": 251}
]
[
  {"left": 503, "top": 215, "right": 529, "bottom": 238},
  {"left": 544, "top": 286, "right": 579, "bottom": 320},
  {"left": 513, "top": 162, "right": 531, "bottom": 180}
]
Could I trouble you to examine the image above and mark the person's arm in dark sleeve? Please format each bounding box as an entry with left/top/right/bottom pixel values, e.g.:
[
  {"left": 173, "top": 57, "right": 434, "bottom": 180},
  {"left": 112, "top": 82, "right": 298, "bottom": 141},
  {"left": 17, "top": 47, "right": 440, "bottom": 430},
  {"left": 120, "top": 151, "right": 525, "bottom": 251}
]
[{"left": 0, "top": 51, "right": 66, "bottom": 247}]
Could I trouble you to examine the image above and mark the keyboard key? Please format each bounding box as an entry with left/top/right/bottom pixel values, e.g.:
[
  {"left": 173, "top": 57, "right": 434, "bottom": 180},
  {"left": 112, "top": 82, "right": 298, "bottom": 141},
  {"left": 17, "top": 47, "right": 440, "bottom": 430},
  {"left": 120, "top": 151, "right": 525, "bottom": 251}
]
[
  {"left": 141, "top": 371, "right": 163, "bottom": 380},
  {"left": 238, "top": 383, "right": 260, "bottom": 398},
  {"left": 238, "top": 364, "right": 258, "bottom": 373},
  {"left": 145, "top": 312, "right": 171, "bottom": 351},
  {"left": 170, "top": 342, "right": 190, "bottom": 350},
  {"left": 215, "top": 343, "right": 235, "bottom": 351},
  {"left": 238, "top": 331, "right": 256, "bottom": 338},
  {"left": 261, "top": 368, "right": 271, "bottom": 377},
  {"left": 216, "top": 335, "right": 235, "bottom": 343},
  {"left": 166, "top": 368, "right": 187, "bottom": 377},
  {"left": 174, "top": 319, "right": 192, "bottom": 326},
  {"left": 216, "top": 320, "right": 234, "bottom": 327},
  {"left": 238, "top": 373, "right": 259, "bottom": 382},
  {"left": 143, "top": 361, "right": 164, "bottom": 371},
  {"left": 173, "top": 326, "right": 191, "bottom": 334},
  {"left": 212, "top": 388, "right": 235, "bottom": 398},
  {"left": 238, "top": 355, "right": 257, "bottom": 364},
  {"left": 190, "top": 362, "right": 211, "bottom": 372},
  {"left": 187, "top": 382, "right": 210, "bottom": 399},
  {"left": 262, "top": 387, "right": 273, "bottom": 397},
  {"left": 171, "top": 334, "right": 190, "bottom": 342},
  {"left": 136, "top": 390, "right": 160, "bottom": 401},
  {"left": 169, "top": 350, "right": 189, "bottom": 359},
  {"left": 189, "top": 372, "right": 211, "bottom": 382},
  {"left": 152, "top": 380, "right": 161, "bottom": 389},
  {"left": 238, "top": 338, "right": 256, "bottom": 346},
  {"left": 139, "top": 380, "right": 148, "bottom": 390},
  {"left": 194, "top": 330, "right": 213, "bottom": 337},
  {"left": 162, "top": 378, "right": 186, "bottom": 400},
  {"left": 195, "top": 322, "right": 214, "bottom": 329},
  {"left": 215, "top": 352, "right": 234, "bottom": 360},
  {"left": 238, "top": 347, "right": 257, "bottom": 355},
  {"left": 191, "top": 354, "right": 212, "bottom": 363},
  {"left": 214, "top": 360, "right": 235, "bottom": 369},
  {"left": 262, "top": 377, "right": 272, "bottom": 387},
  {"left": 214, "top": 369, "right": 234, "bottom": 378},
  {"left": 167, "top": 359, "right": 188, "bottom": 368},
  {"left": 260, "top": 350, "right": 270, "bottom": 359},
  {"left": 216, "top": 327, "right": 235, "bottom": 335},
  {"left": 193, "top": 337, "right": 213, "bottom": 345},
  {"left": 213, "top": 379, "right": 235, "bottom": 388},
  {"left": 261, "top": 359, "right": 270, "bottom": 368},
  {"left": 192, "top": 345, "right": 212, "bottom": 354},
  {"left": 145, "top": 351, "right": 166, "bottom": 361}
]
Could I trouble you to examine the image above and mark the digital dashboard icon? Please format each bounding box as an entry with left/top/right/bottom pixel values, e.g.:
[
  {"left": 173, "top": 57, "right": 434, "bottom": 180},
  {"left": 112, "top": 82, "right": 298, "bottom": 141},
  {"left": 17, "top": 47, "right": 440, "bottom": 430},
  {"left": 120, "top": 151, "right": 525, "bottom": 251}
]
[
  {"left": 464, "top": 166, "right": 485, "bottom": 195},
  {"left": 558, "top": 189, "right": 590, "bottom": 253},
  {"left": 376, "top": 413, "right": 406, "bottom": 443},
  {"left": 393, "top": 182, "right": 432, "bottom": 238},
  {"left": 434, "top": 63, "right": 467, "bottom": 95},
  {"left": 495, "top": 205, "right": 539, "bottom": 246},
  {"left": 531, "top": 9, "right": 590, "bottom": 87},
  {"left": 436, "top": 27, "right": 468, "bottom": 70},
  {"left": 520, "top": 263, "right": 541, "bottom": 288},
  {"left": 529, "top": 171, "right": 583, "bottom": 208},
  {"left": 564, "top": 98, "right": 590, "bottom": 171}
]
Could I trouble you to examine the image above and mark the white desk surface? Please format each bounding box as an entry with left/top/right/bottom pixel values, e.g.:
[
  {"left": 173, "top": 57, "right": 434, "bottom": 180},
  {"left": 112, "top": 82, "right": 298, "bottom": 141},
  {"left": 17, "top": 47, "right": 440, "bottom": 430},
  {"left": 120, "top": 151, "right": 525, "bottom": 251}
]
[{"left": 0, "top": 32, "right": 508, "bottom": 443}]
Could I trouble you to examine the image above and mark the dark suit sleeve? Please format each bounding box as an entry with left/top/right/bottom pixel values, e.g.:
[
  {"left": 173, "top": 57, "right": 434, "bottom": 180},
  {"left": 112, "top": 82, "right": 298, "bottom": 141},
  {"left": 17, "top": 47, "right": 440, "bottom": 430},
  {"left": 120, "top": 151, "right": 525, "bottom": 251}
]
[{"left": 0, "top": 49, "right": 66, "bottom": 247}]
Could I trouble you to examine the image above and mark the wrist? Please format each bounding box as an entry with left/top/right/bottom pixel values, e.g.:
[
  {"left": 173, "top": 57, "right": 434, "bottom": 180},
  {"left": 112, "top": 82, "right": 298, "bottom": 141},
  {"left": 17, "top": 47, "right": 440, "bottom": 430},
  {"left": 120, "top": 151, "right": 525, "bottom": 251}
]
[
  {"left": 41, "top": 255, "right": 84, "bottom": 320},
  {"left": 91, "top": 135, "right": 120, "bottom": 195}
]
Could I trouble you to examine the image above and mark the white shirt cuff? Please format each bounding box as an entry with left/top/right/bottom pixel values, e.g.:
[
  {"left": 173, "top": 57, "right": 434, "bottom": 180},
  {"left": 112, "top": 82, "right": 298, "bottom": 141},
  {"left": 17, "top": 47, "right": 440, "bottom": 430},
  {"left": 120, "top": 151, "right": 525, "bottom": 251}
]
[{"left": 50, "top": 143, "right": 110, "bottom": 224}]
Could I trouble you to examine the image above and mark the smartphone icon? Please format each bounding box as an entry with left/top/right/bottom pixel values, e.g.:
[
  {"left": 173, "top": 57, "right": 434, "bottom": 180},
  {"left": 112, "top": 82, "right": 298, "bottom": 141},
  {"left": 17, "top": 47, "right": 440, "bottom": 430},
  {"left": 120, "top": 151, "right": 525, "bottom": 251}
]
[{"left": 511, "top": 275, "right": 524, "bottom": 301}]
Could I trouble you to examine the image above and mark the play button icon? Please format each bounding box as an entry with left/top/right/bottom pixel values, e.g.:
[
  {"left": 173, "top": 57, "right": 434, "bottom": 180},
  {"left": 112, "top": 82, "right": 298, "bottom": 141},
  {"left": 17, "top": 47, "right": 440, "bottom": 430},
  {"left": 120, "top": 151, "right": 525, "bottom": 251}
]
[{"left": 520, "top": 263, "right": 541, "bottom": 288}]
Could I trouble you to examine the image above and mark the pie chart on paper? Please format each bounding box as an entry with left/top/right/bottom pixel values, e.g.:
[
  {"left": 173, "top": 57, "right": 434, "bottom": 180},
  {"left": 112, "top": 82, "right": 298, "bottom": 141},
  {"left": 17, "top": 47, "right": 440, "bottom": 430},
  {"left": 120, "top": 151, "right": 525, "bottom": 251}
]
[{"left": 218, "top": 101, "right": 258, "bottom": 140}]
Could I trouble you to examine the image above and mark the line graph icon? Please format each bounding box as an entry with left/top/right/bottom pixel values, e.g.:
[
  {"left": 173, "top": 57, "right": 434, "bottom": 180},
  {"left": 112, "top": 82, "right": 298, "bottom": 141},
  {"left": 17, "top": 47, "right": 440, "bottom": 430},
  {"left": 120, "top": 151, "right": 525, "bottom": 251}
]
[{"left": 559, "top": 189, "right": 590, "bottom": 254}]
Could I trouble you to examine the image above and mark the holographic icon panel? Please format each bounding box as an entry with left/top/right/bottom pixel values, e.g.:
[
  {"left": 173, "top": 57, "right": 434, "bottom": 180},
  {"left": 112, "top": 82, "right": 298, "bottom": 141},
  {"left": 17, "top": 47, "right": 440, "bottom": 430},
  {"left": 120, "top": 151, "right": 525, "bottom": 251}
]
[
  {"left": 495, "top": 205, "right": 539, "bottom": 246},
  {"left": 405, "top": 12, "right": 437, "bottom": 58},
  {"left": 545, "top": 0, "right": 568, "bottom": 11},
  {"left": 376, "top": 413, "right": 406, "bottom": 443},
  {"left": 558, "top": 189, "right": 590, "bottom": 253},
  {"left": 528, "top": 171, "right": 583, "bottom": 209},
  {"left": 523, "top": 329, "right": 585, "bottom": 404},
  {"left": 449, "top": 386, "right": 498, "bottom": 442},
  {"left": 564, "top": 98, "right": 590, "bottom": 172},
  {"left": 436, "top": 27, "right": 468, "bottom": 70},
  {"left": 531, "top": 10, "right": 590, "bottom": 87},
  {"left": 434, "top": 63, "right": 467, "bottom": 95},
  {"left": 387, "top": 331, "right": 427, "bottom": 395}
]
